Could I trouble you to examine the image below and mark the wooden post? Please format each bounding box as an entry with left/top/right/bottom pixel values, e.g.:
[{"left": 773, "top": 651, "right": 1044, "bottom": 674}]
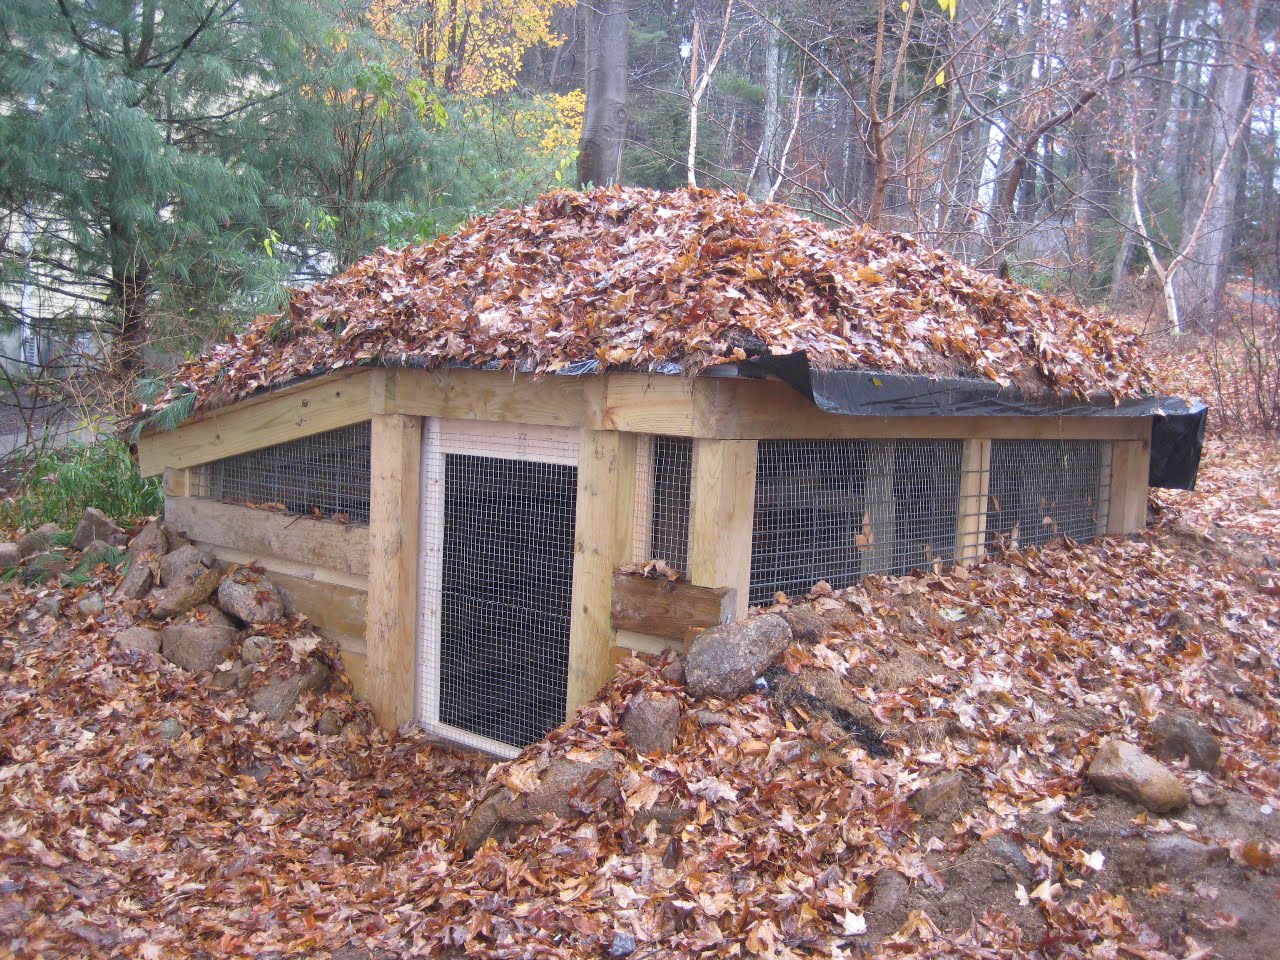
[
  {"left": 566, "top": 429, "right": 638, "bottom": 715},
  {"left": 162, "top": 467, "right": 190, "bottom": 498},
  {"left": 1107, "top": 438, "right": 1150, "bottom": 535},
  {"left": 955, "top": 439, "right": 992, "bottom": 564},
  {"left": 688, "top": 438, "right": 758, "bottom": 619},
  {"left": 364, "top": 414, "right": 423, "bottom": 729}
]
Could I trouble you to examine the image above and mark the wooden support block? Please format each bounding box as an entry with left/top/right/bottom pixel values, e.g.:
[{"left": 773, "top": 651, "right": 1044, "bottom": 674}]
[
  {"left": 688, "top": 438, "right": 758, "bottom": 619},
  {"left": 1107, "top": 438, "right": 1151, "bottom": 535},
  {"left": 566, "top": 430, "right": 638, "bottom": 715},
  {"left": 955, "top": 439, "right": 992, "bottom": 564},
  {"left": 162, "top": 467, "right": 190, "bottom": 498},
  {"left": 610, "top": 572, "right": 736, "bottom": 642},
  {"left": 164, "top": 497, "right": 370, "bottom": 578},
  {"left": 364, "top": 414, "right": 424, "bottom": 729}
]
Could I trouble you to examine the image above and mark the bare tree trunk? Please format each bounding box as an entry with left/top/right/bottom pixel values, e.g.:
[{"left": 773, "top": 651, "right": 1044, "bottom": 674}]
[
  {"left": 577, "top": 0, "right": 629, "bottom": 188},
  {"left": 749, "top": 16, "right": 782, "bottom": 201},
  {"left": 686, "top": 1, "right": 735, "bottom": 189},
  {"left": 1177, "top": 0, "right": 1257, "bottom": 330}
]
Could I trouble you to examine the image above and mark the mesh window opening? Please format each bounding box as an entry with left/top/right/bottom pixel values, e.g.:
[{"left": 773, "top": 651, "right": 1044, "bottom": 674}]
[
  {"left": 986, "top": 439, "right": 1108, "bottom": 551},
  {"left": 634, "top": 435, "right": 693, "bottom": 574},
  {"left": 191, "top": 422, "right": 372, "bottom": 524},
  {"left": 749, "top": 439, "right": 964, "bottom": 606}
]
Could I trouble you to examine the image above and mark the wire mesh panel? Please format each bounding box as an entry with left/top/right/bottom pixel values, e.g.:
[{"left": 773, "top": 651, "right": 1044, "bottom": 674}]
[
  {"left": 749, "top": 439, "right": 964, "bottom": 605},
  {"left": 987, "top": 439, "right": 1109, "bottom": 550},
  {"left": 191, "top": 422, "right": 372, "bottom": 524},
  {"left": 632, "top": 435, "right": 693, "bottom": 573},
  {"left": 418, "top": 421, "right": 579, "bottom": 757}
]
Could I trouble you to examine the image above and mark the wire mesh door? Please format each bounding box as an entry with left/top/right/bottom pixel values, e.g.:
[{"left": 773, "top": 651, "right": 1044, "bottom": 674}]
[{"left": 418, "top": 420, "right": 580, "bottom": 757}]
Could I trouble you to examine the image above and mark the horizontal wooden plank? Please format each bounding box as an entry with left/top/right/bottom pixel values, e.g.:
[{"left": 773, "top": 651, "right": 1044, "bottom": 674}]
[
  {"left": 611, "top": 572, "right": 735, "bottom": 642},
  {"left": 385, "top": 367, "right": 602, "bottom": 429},
  {"left": 165, "top": 497, "right": 370, "bottom": 578},
  {"left": 137, "top": 371, "right": 373, "bottom": 476}
]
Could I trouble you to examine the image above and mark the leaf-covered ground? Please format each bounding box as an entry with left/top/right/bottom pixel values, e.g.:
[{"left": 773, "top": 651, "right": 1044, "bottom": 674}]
[
  {"left": 2, "top": 437, "right": 1277, "bottom": 960},
  {"left": 153, "top": 187, "right": 1154, "bottom": 420}
]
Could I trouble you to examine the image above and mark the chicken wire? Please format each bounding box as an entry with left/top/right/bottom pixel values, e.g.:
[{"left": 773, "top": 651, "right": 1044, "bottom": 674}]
[
  {"left": 986, "top": 439, "right": 1109, "bottom": 550},
  {"left": 632, "top": 435, "right": 693, "bottom": 573},
  {"left": 418, "top": 421, "right": 579, "bottom": 756},
  {"left": 749, "top": 439, "right": 964, "bottom": 605},
  {"left": 190, "top": 422, "right": 372, "bottom": 524}
]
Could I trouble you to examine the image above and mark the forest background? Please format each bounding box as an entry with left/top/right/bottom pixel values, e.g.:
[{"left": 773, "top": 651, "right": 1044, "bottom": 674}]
[{"left": 0, "top": 0, "right": 1276, "bottom": 432}]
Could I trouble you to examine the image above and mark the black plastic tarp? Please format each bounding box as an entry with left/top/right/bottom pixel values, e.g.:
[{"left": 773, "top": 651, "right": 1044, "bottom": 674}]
[{"left": 739, "top": 353, "right": 1206, "bottom": 491}]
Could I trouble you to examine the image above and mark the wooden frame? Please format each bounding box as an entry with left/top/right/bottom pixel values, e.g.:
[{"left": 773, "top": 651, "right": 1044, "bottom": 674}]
[{"left": 140, "top": 366, "right": 1159, "bottom": 742}]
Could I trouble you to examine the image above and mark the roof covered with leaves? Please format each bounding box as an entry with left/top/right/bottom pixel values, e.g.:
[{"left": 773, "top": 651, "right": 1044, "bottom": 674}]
[{"left": 159, "top": 186, "right": 1156, "bottom": 417}]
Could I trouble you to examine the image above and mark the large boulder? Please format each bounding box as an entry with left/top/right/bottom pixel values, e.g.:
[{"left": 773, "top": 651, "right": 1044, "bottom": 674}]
[
  {"left": 458, "top": 751, "right": 623, "bottom": 856},
  {"left": 1086, "top": 740, "right": 1188, "bottom": 813},
  {"left": 216, "top": 567, "right": 285, "bottom": 625},
  {"left": 127, "top": 520, "right": 167, "bottom": 559},
  {"left": 1149, "top": 710, "right": 1221, "bottom": 772},
  {"left": 149, "top": 564, "right": 222, "bottom": 619},
  {"left": 622, "top": 692, "right": 682, "bottom": 755},
  {"left": 113, "top": 626, "right": 162, "bottom": 657},
  {"left": 24, "top": 551, "right": 69, "bottom": 582},
  {"left": 0, "top": 543, "right": 20, "bottom": 572},
  {"left": 113, "top": 560, "right": 154, "bottom": 600},
  {"left": 247, "top": 659, "right": 332, "bottom": 720},
  {"left": 160, "top": 622, "right": 239, "bottom": 673},
  {"left": 684, "top": 614, "right": 793, "bottom": 699},
  {"left": 69, "top": 508, "right": 124, "bottom": 551},
  {"left": 158, "top": 545, "right": 212, "bottom": 587},
  {"left": 17, "top": 523, "right": 60, "bottom": 559}
]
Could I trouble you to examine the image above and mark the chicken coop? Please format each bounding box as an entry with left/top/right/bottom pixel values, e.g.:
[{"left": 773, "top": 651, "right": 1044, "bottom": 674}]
[{"left": 135, "top": 187, "right": 1205, "bottom": 757}]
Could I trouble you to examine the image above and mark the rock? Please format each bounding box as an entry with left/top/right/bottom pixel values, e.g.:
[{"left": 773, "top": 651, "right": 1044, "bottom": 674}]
[
  {"left": 113, "top": 560, "right": 154, "bottom": 600},
  {"left": 973, "top": 834, "right": 1034, "bottom": 881},
  {"left": 190, "top": 603, "right": 235, "bottom": 628},
  {"left": 128, "top": 521, "right": 167, "bottom": 558},
  {"left": 209, "top": 662, "right": 249, "bottom": 691},
  {"left": 632, "top": 802, "right": 692, "bottom": 835},
  {"left": 1086, "top": 740, "right": 1188, "bottom": 813},
  {"left": 81, "top": 539, "right": 114, "bottom": 557},
  {"left": 457, "top": 751, "right": 623, "bottom": 856},
  {"left": 113, "top": 626, "right": 161, "bottom": 657},
  {"left": 158, "top": 544, "right": 212, "bottom": 586},
  {"left": 24, "top": 551, "right": 69, "bottom": 582},
  {"left": 659, "top": 658, "right": 685, "bottom": 685},
  {"left": 77, "top": 593, "right": 106, "bottom": 617},
  {"left": 149, "top": 564, "right": 222, "bottom": 619},
  {"left": 70, "top": 507, "right": 124, "bottom": 551},
  {"left": 160, "top": 524, "right": 191, "bottom": 552},
  {"left": 608, "top": 932, "right": 636, "bottom": 958},
  {"left": 216, "top": 567, "right": 284, "bottom": 625},
  {"left": 17, "top": 523, "right": 60, "bottom": 558},
  {"left": 109, "top": 533, "right": 130, "bottom": 547},
  {"left": 910, "top": 771, "right": 966, "bottom": 820},
  {"left": 1142, "top": 836, "right": 1227, "bottom": 877},
  {"left": 240, "top": 635, "right": 273, "bottom": 664},
  {"left": 0, "top": 543, "right": 20, "bottom": 571},
  {"left": 694, "top": 710, "right": 730, "bottom": 728},
  {"left": 779, "top": 606, "right": 827, "bottom": 645},
  {"left": 1150, "top": 710, "right": 1221, "bottom": 772},
  {"left": 684, "top": 614, "right": 793, "bottom": 699},
  {"left": 317, "top": 709, "right": 343, "bottom": 736},
  {"left": 621, "top": 692, "right": 681, "bottom": 755},
  {"left": 869, "top": 869, "right": 910, "bottom": 926},
  {"left": 34, "top": 594, "right": 63, "bottom": 618},
  {"left": 160, "top": 623, "right": 239, "bottom": 673},
  {"left": 248, "top": 660, "right": 332, "bottom": 721},
  {"left": 156, "top": 718, "right": 185, "bottom": 741}
]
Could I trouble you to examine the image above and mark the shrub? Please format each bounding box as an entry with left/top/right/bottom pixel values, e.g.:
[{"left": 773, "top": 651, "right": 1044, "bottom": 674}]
[{"left": 0, "top": 439, "right": 162, "bottom": 534}]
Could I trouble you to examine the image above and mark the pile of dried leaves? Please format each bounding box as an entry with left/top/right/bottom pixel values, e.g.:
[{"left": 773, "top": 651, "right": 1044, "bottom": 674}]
[
  {"left": 2, "top": 442, "right": 1277, "bottom": 959},
  {"left": 153, "top": 187, "right": 1155, "bottom": 418}
]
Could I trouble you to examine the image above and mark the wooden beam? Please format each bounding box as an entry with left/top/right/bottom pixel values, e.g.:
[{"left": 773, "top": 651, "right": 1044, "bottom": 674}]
[
  {"left": 955, "top": 439, "right": 992, "bottom": 564},
  {"left": 385, "top": 367, "right": 603, "bottom": 429},
  {"left": 364, "top": 414, "right": 424, "bottom": 729},
  {"left": 137, "top": 372, "right": 373, "bottom": 476},
  {"left": 610, "top": 572, "right": 736, "bottom": 642},
  {"left": 688, "top": 438, "right": 758, "bottom": 618},
  {"left": 162, "top": 467, "right": 190, "bottom": 498},
  {"left": 566, "top": 430, "right": 638, "bottom": 715},
  {"left": 164, "top": 497, "right": 370, "bottom": 578},
  {"left": 1107, "top": 438, "right": 1151, "bottom": 535}
]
